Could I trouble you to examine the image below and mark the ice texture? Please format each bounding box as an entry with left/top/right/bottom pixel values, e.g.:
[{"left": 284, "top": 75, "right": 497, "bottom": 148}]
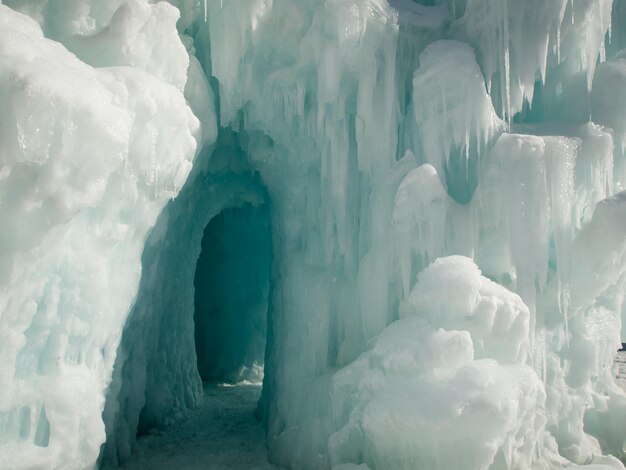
[
  {"left": 328, "top": 257, "right": 541, "bottom": 469},
  {"left": 2, "top": 0, "right": 626, "bottom": 469},
  {"left": 0, "top": 2, "right": 199, "bottom": 468}
]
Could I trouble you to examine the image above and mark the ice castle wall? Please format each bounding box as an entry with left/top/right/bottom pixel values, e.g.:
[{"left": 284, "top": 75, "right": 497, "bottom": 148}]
[{"left": 2, "top": 0, "right": 626, "bottom": 469}]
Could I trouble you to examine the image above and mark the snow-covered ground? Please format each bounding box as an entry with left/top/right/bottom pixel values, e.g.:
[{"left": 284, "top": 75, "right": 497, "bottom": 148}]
[
  {"left": 617, "top": 350, "right": 626, "bottom": 392},
  {"left": 121, "top": 384, "right": 279, "bottom": 470},
  {"left": 120, "top": 354, "right": 626, "bottom": 470}
]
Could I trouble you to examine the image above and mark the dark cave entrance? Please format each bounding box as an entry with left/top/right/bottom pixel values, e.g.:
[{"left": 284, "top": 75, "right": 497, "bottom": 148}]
[
  {"left": 193, "top": 203, "right": 272, "bottom": 384},
  {"left": 100, "top": 132, "right": 280, "bottom": 467}
]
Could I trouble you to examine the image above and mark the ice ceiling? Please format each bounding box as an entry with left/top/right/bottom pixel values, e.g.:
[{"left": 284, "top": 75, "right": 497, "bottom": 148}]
[{"left": 1, "top": 0, "right": 626, "bottom": 469}]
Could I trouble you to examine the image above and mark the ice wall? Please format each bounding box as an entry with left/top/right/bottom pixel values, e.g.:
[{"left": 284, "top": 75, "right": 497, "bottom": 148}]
[
  {"left": 2, "top": 0, "right": 626, "bottom": 469},
  {"left": 198, "top": 0, "right": 626, "bottom": 468},
  {"left": 0, "top": 2, "right": 201, "bottom": 469}
]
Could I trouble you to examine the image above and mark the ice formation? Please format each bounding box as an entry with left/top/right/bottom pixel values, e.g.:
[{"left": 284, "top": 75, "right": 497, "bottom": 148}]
[{"left": 1, "top": 0, "right": 626, "bottom": 469}]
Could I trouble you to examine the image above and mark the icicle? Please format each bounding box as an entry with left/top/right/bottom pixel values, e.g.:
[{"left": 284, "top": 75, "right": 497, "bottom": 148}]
[
  {"left": 504, "top": 47, "right": 511, "bottom": 128},
  {"left": 556, "top": 0, "right": 569, "bottom": 65},
  {"left": 599, "top": 2, "right": 607, "bottom": 64},
  {"left": 503, "top": 0, "right": 511, "bottom": 128},
  {"left": 556, "top": 26, "right": 561, "bottom": 64},
  {"left": 441, "top": 85, "right": 448, "bottom": 169},
  {"left": 542, "top": 333, "right": 547, "bottom": 384},
  {"left": 465, "top": 127, "right": 470, "bottom": 181},
  {"left": 545, "top": 137, "right": 577, "bottom": 348},
  {"left": 559, "top": 286, "right": 569, "bottom": 348},
  {"left": 204, "top": 0, "right": 208, "bottom": 21}
]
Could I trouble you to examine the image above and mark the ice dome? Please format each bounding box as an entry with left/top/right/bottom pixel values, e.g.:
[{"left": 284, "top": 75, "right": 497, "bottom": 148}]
[{"left": 1, "top": 0, "right": 626, "bottom": 469}]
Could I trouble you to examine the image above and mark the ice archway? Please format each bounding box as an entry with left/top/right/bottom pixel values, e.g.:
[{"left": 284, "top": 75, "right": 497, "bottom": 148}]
[
  {"left": 99, "top": 129, "right": 276, "bottom": 465},
  {"left": 193, "top": 203, "right": 271, "bottom": 384}
]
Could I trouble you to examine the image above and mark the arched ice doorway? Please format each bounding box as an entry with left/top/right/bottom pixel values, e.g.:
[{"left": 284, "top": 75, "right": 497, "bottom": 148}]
[
  {"left": 100, "top": 130, "right": 278, "bottom": 469},
  {"left": 193, "top": 203, "right": 272, "bottom": 384}
]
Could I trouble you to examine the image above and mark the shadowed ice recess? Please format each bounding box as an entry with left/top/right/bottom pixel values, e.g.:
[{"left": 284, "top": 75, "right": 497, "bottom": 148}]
[{"left": 2, "top": 0, "right": 626, "bottom": 469}]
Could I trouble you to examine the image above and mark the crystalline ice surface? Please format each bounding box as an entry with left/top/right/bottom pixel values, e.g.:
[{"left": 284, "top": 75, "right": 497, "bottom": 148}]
[{"left": 1, "top": 0, "right": 626, "bottom": 469}]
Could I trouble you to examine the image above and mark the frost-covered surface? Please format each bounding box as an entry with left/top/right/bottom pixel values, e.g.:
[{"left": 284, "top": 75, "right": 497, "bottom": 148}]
[
  {"left": 0, "top": 3, "right": 198, "bottom": 469},
  {"left": 328, "top": 257, "right": 542, "bottom": 469},
  {"left": 2, "top": 0, "right": 626, "bottom": 469},
  {"left": 119, "top": 383, "right": 278, "bottom": 470}
]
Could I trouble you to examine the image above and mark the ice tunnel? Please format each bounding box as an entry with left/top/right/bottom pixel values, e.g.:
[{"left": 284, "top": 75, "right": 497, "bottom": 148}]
[
  {"left": 193, "top": 204, "right": 271, "bottom": 383},
  {"left": 97, "top": 130, "right": 277, "bottom": 467}
]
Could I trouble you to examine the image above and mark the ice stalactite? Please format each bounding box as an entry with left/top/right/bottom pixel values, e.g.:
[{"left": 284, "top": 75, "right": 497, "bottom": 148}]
[{"left": 2, "top": 0, "right": 626, "bottom": 469}]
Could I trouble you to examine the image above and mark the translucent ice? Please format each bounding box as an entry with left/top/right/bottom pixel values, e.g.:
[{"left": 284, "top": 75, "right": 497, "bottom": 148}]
[
  {"left": 2, "top": 0, "right": 626, "bottom": 469},
  {"left": 329, "top": 257, "right": 542, "bottom": 470},
  {"left": 0, "top": 3, "right": 200, "bottom": 468}
]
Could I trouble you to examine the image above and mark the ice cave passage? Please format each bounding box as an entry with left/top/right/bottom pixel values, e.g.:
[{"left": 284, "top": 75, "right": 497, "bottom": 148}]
[
  {"left": 116, "top": 201, "right": 275, "bottom": 469},
  {"left": 99, "top": 130, "right": 277, "bottom": 468},
  {"left": 193, "top": 204, "right": 272, "bottom": 384}
]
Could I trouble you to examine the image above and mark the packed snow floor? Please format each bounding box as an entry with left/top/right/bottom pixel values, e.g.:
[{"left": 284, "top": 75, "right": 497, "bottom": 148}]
[
  {"left": 119, "top": 355, "right": 626, "bottom": 470},
  {"left": 121, "top": 383, "right": 279, "bottom": 470}
]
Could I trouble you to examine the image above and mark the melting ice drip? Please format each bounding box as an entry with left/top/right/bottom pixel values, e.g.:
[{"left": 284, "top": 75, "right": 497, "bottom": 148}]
[{"left": 1, "top": 0, "right": 626, "bottom": 469}]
